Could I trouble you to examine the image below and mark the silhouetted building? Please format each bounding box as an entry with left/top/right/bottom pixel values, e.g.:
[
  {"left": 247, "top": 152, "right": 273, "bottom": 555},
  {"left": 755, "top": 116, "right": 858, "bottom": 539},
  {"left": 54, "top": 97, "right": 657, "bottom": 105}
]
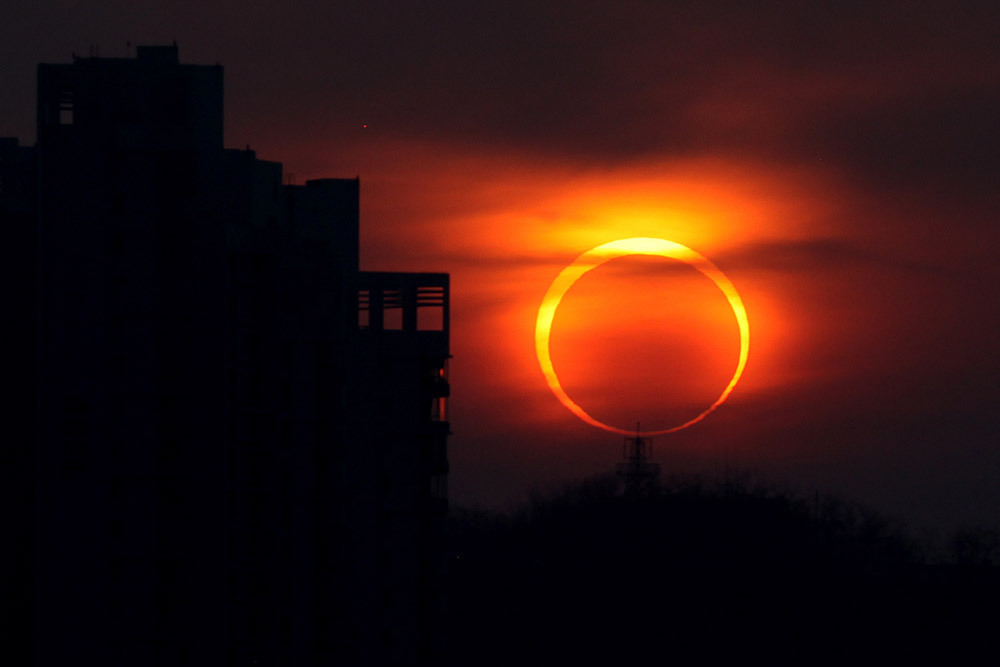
[
  {"left": 16, "top": 45, "right": 449, "bottom": 666},
  {"left": 0, "top": 135, "right": 37, "bottom": 662}
]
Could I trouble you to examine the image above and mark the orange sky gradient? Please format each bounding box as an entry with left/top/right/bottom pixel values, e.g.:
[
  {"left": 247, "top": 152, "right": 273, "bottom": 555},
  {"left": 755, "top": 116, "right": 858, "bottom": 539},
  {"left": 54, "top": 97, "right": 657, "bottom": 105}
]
[
  {"left": 316, "top": 140, "right": 999, "bottom": 527},
  {"left": 5, "top": 0, "right": 999, "bottom": 531}
]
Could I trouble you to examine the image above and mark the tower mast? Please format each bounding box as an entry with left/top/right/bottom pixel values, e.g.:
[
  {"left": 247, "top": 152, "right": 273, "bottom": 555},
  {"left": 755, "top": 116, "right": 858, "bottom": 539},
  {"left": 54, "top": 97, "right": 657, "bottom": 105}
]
[{"left": 616, "top": 423, "right": 661, "bottom": 496}]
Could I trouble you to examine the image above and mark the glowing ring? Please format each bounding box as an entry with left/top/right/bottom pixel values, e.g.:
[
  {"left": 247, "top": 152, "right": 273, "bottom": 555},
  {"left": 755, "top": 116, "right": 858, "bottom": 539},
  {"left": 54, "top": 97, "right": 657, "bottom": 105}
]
[{"left": 535, "top": 237, "right": 749, "bottom": 436}]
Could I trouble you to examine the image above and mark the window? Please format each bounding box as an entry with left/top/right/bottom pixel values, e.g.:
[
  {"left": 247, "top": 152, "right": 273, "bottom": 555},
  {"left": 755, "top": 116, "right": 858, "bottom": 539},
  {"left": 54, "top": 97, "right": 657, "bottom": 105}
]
[
  {"left": 383, "top": 306, "right": 403, "bottom": 330},
  {"left": 416, "top": 285, "right": 445, "bottom": 331},
  {"left": 431, "top": 396, "right": 447, "bottom": 422},
  {"left": 358, "top": 289, "right": 370, "bottom": 329},
  {"left": 417, "top": 305, "right": 443, "bottom": 331},
  {"left": 58, "top": 91, "right": 74, "bottom": 125}
]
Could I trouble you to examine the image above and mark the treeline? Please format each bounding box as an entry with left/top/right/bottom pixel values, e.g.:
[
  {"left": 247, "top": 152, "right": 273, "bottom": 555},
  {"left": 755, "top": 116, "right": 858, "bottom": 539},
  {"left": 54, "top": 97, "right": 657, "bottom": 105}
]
[{"left": 445, "top": 474, "right": 999, "bottom": 664}]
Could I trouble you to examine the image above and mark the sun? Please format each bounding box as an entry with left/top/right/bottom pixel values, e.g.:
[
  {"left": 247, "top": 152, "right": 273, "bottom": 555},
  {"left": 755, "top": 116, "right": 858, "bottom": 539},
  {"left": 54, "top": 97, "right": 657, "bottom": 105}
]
[{"left": 535, "top": 237, "right": 750, "bottom": 436}]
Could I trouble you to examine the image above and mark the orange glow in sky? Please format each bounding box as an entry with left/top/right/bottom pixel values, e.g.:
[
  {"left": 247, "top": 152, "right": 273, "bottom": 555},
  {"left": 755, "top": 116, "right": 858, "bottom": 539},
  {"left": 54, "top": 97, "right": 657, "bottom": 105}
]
[
  {"left": 535, "top": 237, "right": 750, "bottom": 436},
  {"left": 351, "top": 151, "right": 813, "bottom": 442},
  {"left": 3, "top": 0, "right": 997, "bottom": 536}
]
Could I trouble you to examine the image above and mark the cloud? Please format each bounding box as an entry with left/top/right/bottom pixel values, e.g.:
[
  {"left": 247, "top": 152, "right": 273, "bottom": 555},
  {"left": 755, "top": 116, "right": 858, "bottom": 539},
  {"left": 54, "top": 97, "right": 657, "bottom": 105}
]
[{"left": 719, "top": 238, "right": 968, "bottom": 277}]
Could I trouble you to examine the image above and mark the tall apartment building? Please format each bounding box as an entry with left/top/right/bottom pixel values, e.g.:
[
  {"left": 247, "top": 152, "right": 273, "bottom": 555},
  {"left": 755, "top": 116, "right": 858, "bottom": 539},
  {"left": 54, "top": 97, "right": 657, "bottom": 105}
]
[{"left": 6, "top": 45, "right": 449, "bottom": 666}]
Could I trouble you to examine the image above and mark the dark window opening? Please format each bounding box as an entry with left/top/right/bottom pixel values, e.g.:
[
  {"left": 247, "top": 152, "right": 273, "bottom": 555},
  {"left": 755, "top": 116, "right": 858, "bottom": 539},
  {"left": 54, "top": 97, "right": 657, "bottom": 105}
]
[
  {"left": 358, "top": 289, "right": 370, "bottom": 329},
  {"left": 384, "top": 307, "right": 403, "bottom": 330},
  {"left": 58, "top": 93, "right": 74, "bottom": 125},
  {"left": 431, "top": 396, "right": 447, "bottom": 422},
  {"left": 417, "top": 305, "right": 444, "bottom": 331}
]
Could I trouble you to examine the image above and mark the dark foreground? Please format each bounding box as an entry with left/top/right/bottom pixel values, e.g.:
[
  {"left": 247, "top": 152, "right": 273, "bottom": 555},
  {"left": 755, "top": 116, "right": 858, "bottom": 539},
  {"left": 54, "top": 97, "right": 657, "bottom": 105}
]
[{"left": 446, "top": 475, "right": 999, "bottom": 665}]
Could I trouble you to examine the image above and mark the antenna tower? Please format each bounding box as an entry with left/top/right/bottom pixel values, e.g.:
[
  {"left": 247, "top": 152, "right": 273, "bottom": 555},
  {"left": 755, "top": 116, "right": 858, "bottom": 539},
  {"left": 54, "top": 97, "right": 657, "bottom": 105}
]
[{"left": 616, "top": 423, "right": 661, "bottom": 496}]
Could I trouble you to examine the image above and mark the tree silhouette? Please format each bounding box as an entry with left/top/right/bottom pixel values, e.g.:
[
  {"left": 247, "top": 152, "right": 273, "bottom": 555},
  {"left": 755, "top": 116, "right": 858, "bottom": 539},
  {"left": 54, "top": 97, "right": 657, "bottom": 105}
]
[{"left": 446, "top": 472, "right": 998, "bottom": 665}]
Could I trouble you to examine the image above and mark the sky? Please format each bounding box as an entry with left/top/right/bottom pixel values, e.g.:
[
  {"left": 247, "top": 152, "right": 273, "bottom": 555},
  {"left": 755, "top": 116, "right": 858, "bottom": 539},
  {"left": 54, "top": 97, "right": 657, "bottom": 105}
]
[{"left": 5, "top": 0, "right": 999, "bottom": 532}]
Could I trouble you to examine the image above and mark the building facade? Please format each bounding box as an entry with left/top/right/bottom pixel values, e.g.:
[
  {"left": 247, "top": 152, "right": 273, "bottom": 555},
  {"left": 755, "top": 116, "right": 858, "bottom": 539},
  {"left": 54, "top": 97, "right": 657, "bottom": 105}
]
[{"left": 10, "top": 45, "right": 448, "bottom": 666}]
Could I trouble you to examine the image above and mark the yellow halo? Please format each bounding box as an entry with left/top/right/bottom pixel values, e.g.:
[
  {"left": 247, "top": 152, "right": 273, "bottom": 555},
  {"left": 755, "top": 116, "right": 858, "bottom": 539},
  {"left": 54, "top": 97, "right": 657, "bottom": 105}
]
[{"left": 535, "top": 237, "right": 750, "bottom": 436}]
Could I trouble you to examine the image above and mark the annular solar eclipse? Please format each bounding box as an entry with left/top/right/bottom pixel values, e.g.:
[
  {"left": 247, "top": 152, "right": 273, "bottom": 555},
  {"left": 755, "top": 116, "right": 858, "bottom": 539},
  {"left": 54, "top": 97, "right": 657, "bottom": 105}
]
[{"left": 535, "top": 237, "right": 750, "bottom": 436}]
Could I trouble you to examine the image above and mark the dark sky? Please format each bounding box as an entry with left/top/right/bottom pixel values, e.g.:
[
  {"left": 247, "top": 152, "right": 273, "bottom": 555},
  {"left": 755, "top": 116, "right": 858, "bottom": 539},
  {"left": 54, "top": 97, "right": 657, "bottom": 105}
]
[{"left": 5, "top": 0, "right": 999, "bottom": 532}]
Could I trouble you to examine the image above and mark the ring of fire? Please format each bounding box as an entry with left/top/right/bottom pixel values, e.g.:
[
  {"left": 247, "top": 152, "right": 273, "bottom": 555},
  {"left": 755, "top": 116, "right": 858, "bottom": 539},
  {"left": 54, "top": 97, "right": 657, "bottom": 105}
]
[{"left": 535, "top": 237, "right": 750, "bottom": 436}]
